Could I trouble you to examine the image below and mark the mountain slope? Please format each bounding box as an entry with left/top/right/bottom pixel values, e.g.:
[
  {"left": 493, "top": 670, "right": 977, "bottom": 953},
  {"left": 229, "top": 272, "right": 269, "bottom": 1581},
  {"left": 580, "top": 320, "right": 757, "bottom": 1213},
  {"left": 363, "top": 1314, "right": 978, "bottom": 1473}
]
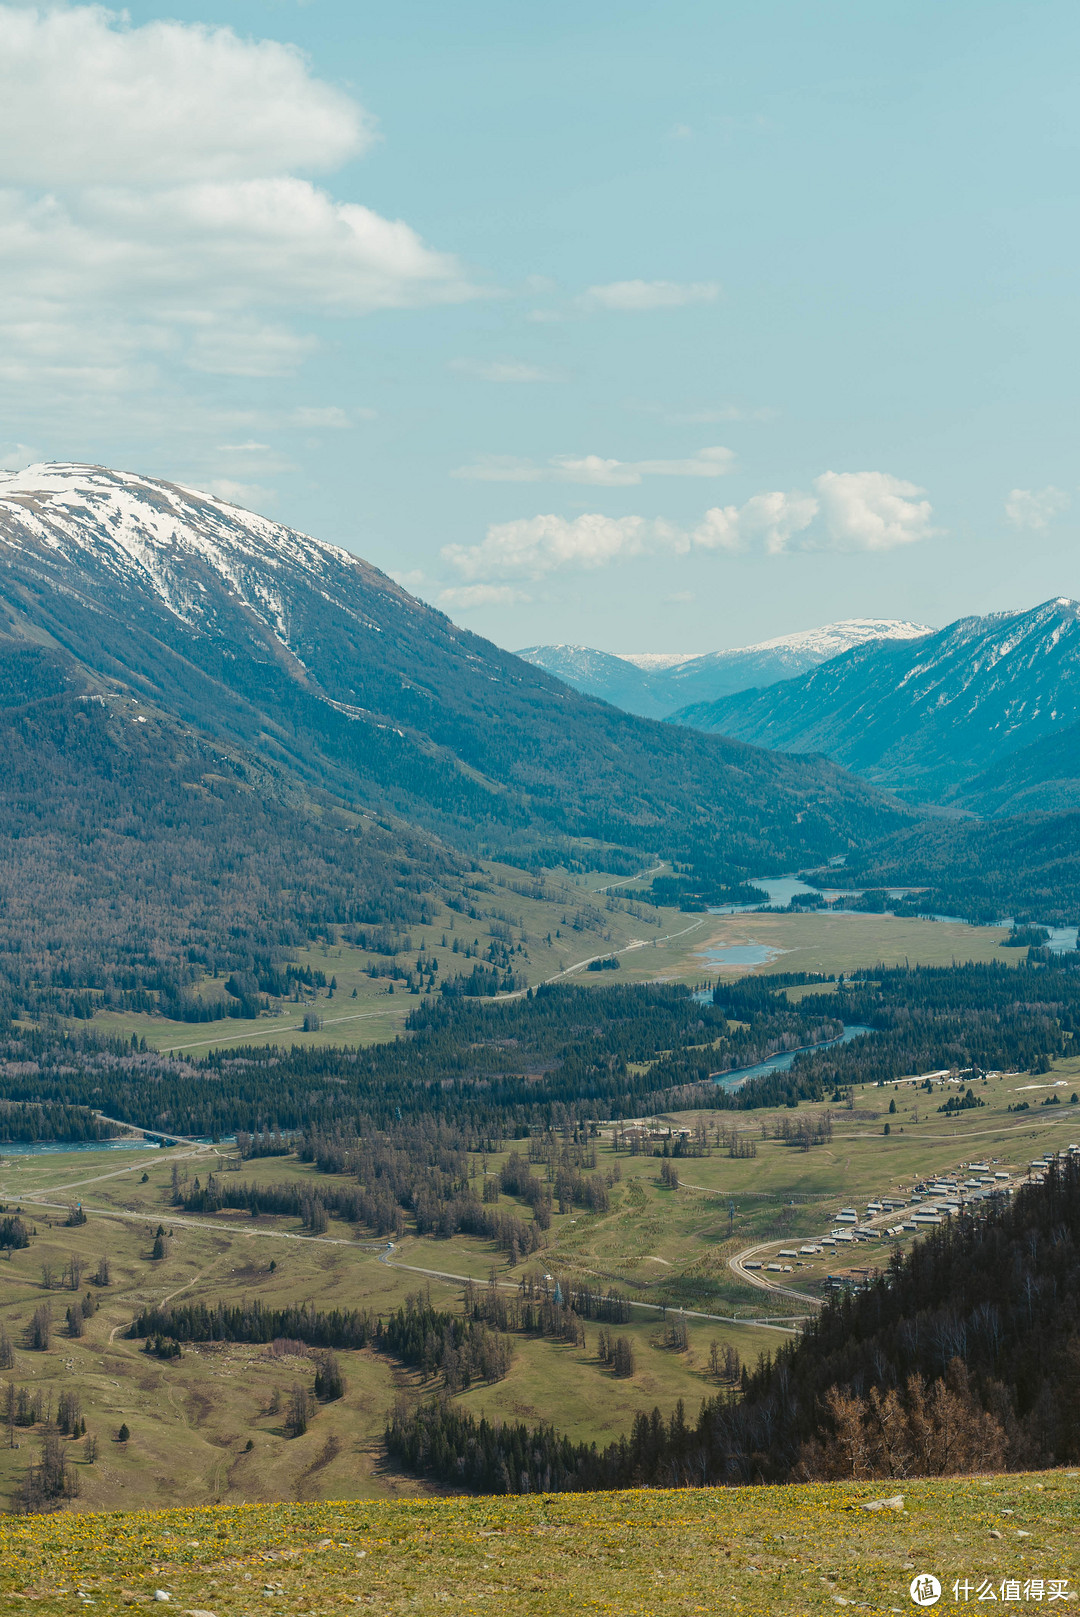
[
  {"left": 657, "top": 619, "right": 931, "bottom": 710},
  {"left": 519, "top": 619, "right": 929, "bottom": 715},
  {"left": 0, "top": 636, "right": 454, "bottom": 1018},
  {"left": 513, "top": 643, "right": 669, "bottom": 717},
  {"left": 956, "top": 715, "right": 1080, "bottom": 816},
  {"left": 820, "top": 809, "right": 1080, "bottom": 926},
  {"left": 673, "top": 598, "right": 1080, "bottom": 806},
  {"left": 0, "top": 464, "right": 905, "bottom": 884}
]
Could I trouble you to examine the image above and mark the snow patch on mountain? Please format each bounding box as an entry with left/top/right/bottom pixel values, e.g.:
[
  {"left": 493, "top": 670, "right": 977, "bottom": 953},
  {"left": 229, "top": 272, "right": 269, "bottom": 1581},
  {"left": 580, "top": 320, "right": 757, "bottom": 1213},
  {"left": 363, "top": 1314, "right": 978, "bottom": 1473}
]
[
  {"left": 614, "top": 651, "right": 704, "bottom": 670},
  {"left": 0, "top": 461, "right": 370, "bottom": 651},
  {"left": 618, "top": 619, "right": 929, "bottom": 669}
]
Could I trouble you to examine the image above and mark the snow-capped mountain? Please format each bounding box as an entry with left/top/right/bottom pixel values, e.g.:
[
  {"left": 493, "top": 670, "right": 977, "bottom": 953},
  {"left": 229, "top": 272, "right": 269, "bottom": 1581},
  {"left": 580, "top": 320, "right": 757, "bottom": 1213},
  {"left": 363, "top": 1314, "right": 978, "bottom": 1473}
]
[
  {"left": 615, "top": 651, "right": 704, "bottom": 671},
  {"left": 657, "top": 618, "right": 930, "bottom": 710},
  {"left": 514, "top": 644, "right": 673, "bottom": 717},
  {"left": 0, "top": 461, "right": 396, "bottom": 648},
  {"left": 673, "top": 598, "right": 1080, "bottom": 810},
  {"left": 0, "top": 463, "right": 899, "bottom": 869},
  {"left": 518, "top": 618, "right": 930, "bottom": 717}
]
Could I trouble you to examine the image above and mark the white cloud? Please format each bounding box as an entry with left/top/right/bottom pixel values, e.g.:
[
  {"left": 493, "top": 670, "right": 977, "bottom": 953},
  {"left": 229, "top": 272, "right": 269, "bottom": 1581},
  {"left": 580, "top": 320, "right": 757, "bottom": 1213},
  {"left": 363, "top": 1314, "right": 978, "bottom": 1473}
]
[
  {"left": 1005, "top": 485, "right": 1071, "bottom": 530},
  {"left": 442, "top": 513, "right": 675, "bottom": 581},
  {"left": 452, "top": 445, "right": 734, "bottom": 485},
  {"left": 450, "top": 359, "right": 561, "bottom": 383},
  {"left": 813, "top": 471, "right": 936, "bottom": 551},
  {"left": 439, "top": 583, "right": 527, "bottom": 609},
  {"left": 440, "top": 468, "right": 934, "bottom": 586},
  {"left": 184, "top": 320, "right": 318, "bottom": 378},
  {"left": 0, "top": 5, "right": 372, "bottom": 185},
  {"left": 0, "top": 181, "right": 468, "bottom": 322},
  {"left": 693, "top": 491, "right": 818, "bottom": 554},
  {"left": 580, "top": 280, "right": 720, "bottom": 312},
  {"left": 549, "top": 455, "right": 649, "bottom": 487},
  {"left": 0, "top": 5, "right": 474, "bottom": 420}
]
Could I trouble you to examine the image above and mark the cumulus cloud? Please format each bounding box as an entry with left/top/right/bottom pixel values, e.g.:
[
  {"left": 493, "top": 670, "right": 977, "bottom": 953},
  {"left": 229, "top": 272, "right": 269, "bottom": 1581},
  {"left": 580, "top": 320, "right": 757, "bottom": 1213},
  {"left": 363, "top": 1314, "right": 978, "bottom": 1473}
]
[
  {"left": 1005, "top": 486, "right": 1071, "bottom": 530},
  {"left": 0, "top": 179, "right": 467, "bottom": 324},
  {"left": 693, "top": 491, "right": 819, "bottom": 554},
  {"left": 812, "top": 470, "right": 935, "bottom": 551},
  {"left": 690, "top": 474, "right": 934, "bottom": 556},
  {"left": 442, "top": 514, "right": 676, "bottom": 581},
  {"left": 0, "top": 5, "right": 473, "bottom": 417},
  {"left": 441, "top": 469, "right": 935, "bottom": 588},
  {"left": 0, "top": 6, "right": 372, "bottom": 185},
  {"left": 452, "top": 446, "right": 734, "bottom": 485},
  {"left": 580, "top": 280, "right": 720, "bottom": 311}
]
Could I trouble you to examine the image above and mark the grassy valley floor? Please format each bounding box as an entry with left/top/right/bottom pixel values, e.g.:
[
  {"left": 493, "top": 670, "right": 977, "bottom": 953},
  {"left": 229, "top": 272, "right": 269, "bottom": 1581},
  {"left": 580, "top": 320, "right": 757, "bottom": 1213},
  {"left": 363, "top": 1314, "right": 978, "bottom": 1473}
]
[
  {"left": 75, "top": 859, "right": 1022, "bottom": 1057},
  {"left": 0, "top": 1475, "right": 1077, "bottom": 1616}
]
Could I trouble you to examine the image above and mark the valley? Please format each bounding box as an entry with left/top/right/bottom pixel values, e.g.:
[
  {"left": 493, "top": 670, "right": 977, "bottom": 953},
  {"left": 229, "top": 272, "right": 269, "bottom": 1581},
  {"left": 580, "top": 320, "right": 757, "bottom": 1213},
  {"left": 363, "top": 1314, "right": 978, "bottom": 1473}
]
[
  {"left": 0, "top": 466, "right": 1077, "bottom": 1525},
  {"left": 3, "top": 1, "right": 1080, "bottom": 1599},
  {"left": 0, "top": 1044, "right": 1077, "bottom": 1515},
  {"left": 77, "top": 866, "right": 1020, "bottom": 1056}
]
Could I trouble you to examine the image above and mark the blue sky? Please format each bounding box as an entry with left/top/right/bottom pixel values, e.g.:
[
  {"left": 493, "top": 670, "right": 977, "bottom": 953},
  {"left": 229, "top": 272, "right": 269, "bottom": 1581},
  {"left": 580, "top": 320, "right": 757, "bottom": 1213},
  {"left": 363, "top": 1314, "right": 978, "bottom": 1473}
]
[{"left": 1, "top": 1, "right": 1078, "bottom": 650}]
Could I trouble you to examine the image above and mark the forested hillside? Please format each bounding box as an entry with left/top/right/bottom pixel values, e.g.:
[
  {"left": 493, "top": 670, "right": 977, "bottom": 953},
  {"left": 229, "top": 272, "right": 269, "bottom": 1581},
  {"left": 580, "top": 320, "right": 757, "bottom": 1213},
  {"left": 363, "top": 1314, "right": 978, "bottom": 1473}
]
[
  {"left": 816, "top": 810, "right": 1080, "bottom": 924},
  {"left": 0, "top": 640, "right": 452, "bottom": 1020},
  {"left": 388, "top": 1158, "right": 1080, "bottom": 1489}
]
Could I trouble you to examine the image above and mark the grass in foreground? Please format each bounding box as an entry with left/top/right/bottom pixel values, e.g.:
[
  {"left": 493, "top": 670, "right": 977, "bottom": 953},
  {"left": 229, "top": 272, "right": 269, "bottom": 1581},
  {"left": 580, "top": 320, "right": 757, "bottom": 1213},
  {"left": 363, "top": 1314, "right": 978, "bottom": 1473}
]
[{"left": 1, "top": 1474, "right": 1077, "bottom": 1615}]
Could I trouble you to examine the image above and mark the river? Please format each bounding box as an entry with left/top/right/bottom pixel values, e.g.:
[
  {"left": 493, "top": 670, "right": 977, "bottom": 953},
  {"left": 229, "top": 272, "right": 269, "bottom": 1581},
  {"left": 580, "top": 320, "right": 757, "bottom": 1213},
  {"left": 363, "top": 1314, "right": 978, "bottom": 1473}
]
[{"left": 706, "top": 1020, "right": 874, "bottom": 1092}]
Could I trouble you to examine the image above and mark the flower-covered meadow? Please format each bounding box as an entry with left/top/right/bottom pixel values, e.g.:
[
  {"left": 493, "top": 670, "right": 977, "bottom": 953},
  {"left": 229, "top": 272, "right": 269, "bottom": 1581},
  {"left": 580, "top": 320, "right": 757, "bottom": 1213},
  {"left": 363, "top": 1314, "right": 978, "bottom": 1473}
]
[{"left": 0, "top": 1474, "right": 1076, "bottom": 1616}]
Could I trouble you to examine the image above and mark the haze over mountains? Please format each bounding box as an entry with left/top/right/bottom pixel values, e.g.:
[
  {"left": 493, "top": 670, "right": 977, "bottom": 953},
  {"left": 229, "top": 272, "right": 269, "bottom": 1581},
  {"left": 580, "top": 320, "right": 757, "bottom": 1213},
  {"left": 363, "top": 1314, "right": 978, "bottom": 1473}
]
[
  {"left": 674, "top": 597, "right": 1080, "bottom": 814},
  {"left": 518, "top": 620, "right": 930, "bottom": 719}
]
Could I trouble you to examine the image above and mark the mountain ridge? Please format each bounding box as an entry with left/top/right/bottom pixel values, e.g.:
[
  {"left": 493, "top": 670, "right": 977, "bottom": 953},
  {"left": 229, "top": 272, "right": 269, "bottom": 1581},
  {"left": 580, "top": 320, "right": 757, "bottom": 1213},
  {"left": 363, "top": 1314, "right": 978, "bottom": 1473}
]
[
  {"left": 0, "top": 462, "right": 905, "bottom": 876},
  {"left": 672, "top": 597, "right": 1080, "bottom": 809},
  {"left": 518, "top": 618, "right": 930, "bottom": 717}
]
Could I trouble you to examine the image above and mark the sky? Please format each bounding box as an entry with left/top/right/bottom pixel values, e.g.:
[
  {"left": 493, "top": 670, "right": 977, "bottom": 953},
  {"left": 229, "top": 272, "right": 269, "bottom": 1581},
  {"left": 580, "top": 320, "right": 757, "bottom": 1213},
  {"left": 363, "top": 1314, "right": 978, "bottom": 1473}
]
[{"left": 1, "top": 1, "right": 1079, "bottom": 653}]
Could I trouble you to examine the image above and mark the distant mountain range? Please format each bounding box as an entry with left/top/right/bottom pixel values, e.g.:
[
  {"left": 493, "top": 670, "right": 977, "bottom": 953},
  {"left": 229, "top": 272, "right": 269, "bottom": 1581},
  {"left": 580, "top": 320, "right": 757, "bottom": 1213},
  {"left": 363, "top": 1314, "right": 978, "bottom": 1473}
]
[
  {"left": 517, "top": 619, "right": 930, "bottom": 718},
  {"left": 673, "top": 598, "right": 1080, "bottom": 813},
  {"left": 0, "top": 464, "right": 907, "bottom": 1010}
]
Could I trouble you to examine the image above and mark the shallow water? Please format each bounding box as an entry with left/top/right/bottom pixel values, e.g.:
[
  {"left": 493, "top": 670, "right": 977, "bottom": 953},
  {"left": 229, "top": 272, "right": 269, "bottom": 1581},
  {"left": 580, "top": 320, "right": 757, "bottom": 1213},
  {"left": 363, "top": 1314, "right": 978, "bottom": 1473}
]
[
  {"left": 0, "top": 1136, "right": 154, "bottom": 1157},
  {"left": 698, "top": 942, "right": 781, "bottom": 969}
]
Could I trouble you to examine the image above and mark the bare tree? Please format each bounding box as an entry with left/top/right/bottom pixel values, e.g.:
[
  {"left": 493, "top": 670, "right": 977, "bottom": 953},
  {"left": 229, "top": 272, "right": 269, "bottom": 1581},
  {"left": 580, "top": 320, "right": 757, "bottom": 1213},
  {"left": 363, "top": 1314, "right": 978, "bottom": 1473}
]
[
  {"left": 27, "top": 1304, "right": 51, "bottom": 1352},
  {"left": 285, "top": 1384, "right": 312, "bottom": 1438}
]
